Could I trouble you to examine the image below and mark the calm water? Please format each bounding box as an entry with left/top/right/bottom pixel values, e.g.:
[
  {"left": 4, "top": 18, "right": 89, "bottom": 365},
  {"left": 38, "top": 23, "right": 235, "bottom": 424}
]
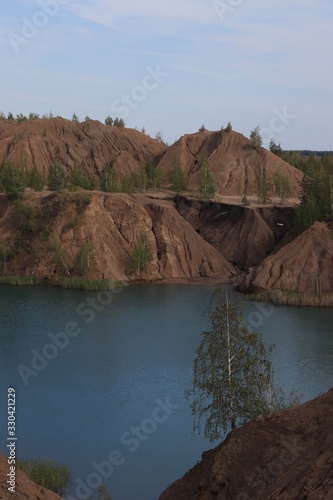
[{"left": 0, "top": 284, "right": 333, "bottom": 500}]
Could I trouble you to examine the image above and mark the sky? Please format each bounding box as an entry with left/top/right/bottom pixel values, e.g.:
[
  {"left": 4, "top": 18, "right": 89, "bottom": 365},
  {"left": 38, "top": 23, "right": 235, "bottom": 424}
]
[{"left": 1, "top": 0, "right": 332, "bottom": 149}]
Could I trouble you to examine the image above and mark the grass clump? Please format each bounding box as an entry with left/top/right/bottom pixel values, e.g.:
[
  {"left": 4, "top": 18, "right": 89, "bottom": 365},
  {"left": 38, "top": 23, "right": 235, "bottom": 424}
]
[
  {"left": 247, "top": 289, "right": 333, "bottom": 307},
  {"left": 17, "top": 458, "right": 71, "bottom": 496},
  {"left": 54, "top": 277, "right": 125, "bottom": 291},
  {"left": 0, "top": 275, "right": 38, "bottom": 286}
]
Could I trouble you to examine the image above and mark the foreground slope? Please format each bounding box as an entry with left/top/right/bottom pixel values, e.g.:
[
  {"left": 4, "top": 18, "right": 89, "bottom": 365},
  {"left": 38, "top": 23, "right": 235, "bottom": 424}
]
[
  {"left": 0, "top": 117, "right": 166, "bottom": 178},
  {"left": 160, "top": 388, "right": 333, "bottom": 500},
  {"left": 157, "top": 130, "right": 303, "bottom": 197},
  {"left": 239, "top": 221, "right": 333, "bottom": 305},
  {"left": 0, "top": 453, "right": 61, "bottom": 499},
  {"left": 0, "top": 191, "right": 236, "bottom": 283}
]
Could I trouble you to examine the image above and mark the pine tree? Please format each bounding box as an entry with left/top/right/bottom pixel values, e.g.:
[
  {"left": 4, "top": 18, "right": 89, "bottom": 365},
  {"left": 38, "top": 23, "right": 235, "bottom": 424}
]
[
  {"left": 2, "top": 161, "right": 25, "bottom": 200},
  {"left": 250, "top": 126, "right": 263, "bottom": 150},
  {"left": 47, "top": 156, "right": 66, "bottom": 191}
]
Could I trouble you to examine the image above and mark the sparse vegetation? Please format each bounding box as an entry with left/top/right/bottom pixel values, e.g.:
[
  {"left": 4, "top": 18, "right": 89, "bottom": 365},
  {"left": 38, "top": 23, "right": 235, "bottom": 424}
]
[
  {"left": 250, "top": 125, "right": 263, "bottom": 150},
  {"left": 1, "top": 160, "right": 25, "bottom": 200},
  {"left": 75, "top": 241, "right": 95, "bottom": 276},
  {"left": 199, "top": 156, "right": 216, "bottom": 199},
  {"left": 28, "top": 164, "right": 44, "bottom": 192},
  {"left": 199, "top": 124, "right": 206, "bottom": 132},
  {"left": 47, "top": 154, "right": 66, "bottom": 191},
  {"left": 54, "top": 277, "right": 124, "bottom": 291},
  {"left": 17, "top": 458, "right": 71, "bottom": 496},
  {"left": 169, "top": 161, "right": 187, "bottom": 193},
  {"left": 273, "top": 171, "right": 291, "bottom": 205},
  {"left": 131, "top": 230, "right": 153, "bottom": 277},
  {"left": 255, "top": 163, "right": 271, "bottom": 204}
]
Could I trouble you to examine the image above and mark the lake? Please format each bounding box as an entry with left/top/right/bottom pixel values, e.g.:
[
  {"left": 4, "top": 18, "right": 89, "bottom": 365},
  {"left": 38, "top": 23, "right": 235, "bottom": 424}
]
[{"left": 0, "top": 283, "right": 333, "bottom": 499}]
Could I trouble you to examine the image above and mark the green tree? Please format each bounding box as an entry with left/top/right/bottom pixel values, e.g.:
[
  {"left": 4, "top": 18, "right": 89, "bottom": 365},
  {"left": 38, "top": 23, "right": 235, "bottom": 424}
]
[
  {"left": 169, "top": 161, "right": 187, "bottom": 193},
  {"left": 7, "top": 112, "right": 14, "bottom": 120},
  {"left": 255, "top": 163, "right": 271, "bottom": 204},
  {"left": 29, "top": 164, "right": 44, "bottom": 191},
  {"left": 105, "top": 116, "right": 114, "bottom": 126},
  {"left": 47, "top": 156, "right": 66, "bottom": 191},
  {"left": 114, "top": 117, "right": 125, "bottom": 127},
  {"left": 69, "top": 164, "right": 92, "bottom": 190},
  {"left": 75, "top": 241, "right": 95, "bottom": 276},
  {"left": 199, "top": 157, "right": 216, "bottom": 199},
  {"left": 273, "top": 171, "right": 291, "bottom": 205},
  {"left": 224, "top": 121, "right": 232, "bottom": 132},
  {"left": 199, "top": 124, "right": 206, "bottom": 132},
  {"left": 0, "top": 243, "right": 17, "bottom": 275},
  {"left": 2, "top": 161, "right": 25, "bottom": 200},
  {"left": 269, "top": 139, "right": 283, "bottom": 157},
  {"left": 88, "top": 484, "right": 113, "bottom": 500},
  {"left": 100, "top": 160, "right": 117, "bottom": 192},
  {"left": 16, "top": 113, "right": 27, "bottom": 123},
  {"left": 131, "top": 230, "right": 153, "bottom": 277},
  {"left": 185, "top": 287, "right": 301, "bottom": 441},
  {"left": 250, "top": 125, "right": 263, "bottom": 150},
  {"left": 72, "top": 113, "right": 79, "bottom": 123},
  {"left": 145, "top": 162, "right": 165, "bottom": 191},
  {"left": 53, "top": 239, "right": 71, "bottom": 277}
]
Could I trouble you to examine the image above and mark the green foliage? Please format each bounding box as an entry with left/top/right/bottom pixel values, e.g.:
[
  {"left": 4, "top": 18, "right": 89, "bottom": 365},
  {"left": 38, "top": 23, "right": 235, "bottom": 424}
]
[
  {"left": 28, "top": 164, "right": 44, "bottom": 192},
  {"left": 199, "top": 124, "right": 206, "bottom": 132},
  {"left": 47, "top": 155, "right": 66, "bottom": 191},
  {"left": 76, "top": 241, "right": 95, "bottom": 276},
  {"left": 55, "top": 277, "right": 124, "bottom": 290},
  {"left": 131, "top": 230, "right": 153, "bottom": 277},
  {"left": 28, "top": 112, "right": 40, "bottom": 120},
  {"left": 17, "top": 458, "right": 71, "bottom": 496},
  {"left": 269, "top": 139, "right": 283, "bottom": 157},
  {"left": 13, "top": 201, "right": 38, "bottom": 233},
  {"left": 7, "top": 112, "right": 14, "bottom": 120},
  {"left": 273, "top": 171, "right": 291, "bottom": 204},
  {"left": 69, "top": 164, "right": 93, "bottom": 190},
  {"left": 16, "top": 113, "right": 27, "bottom": 123},
  {"left": 0, "top": 275, "right": 38, "bottom": 286},
  {"left": 53, "top": 239, "right": 71, "bottom": 277},
  {"left": 0, "top": 110, "right": 6, "bottom": 119},
  {"left": 185, "top": 287, "right": 301, "bottom": 441},
  {"left": 100, "top": 161, "right": 118, "bottom": 192},
  {"left": 72, "top": 113, "right": 79, "bottom": 123},
  {"left": 255, "top": 163, "right": 272, "bottom": 204},
  {"left": 85, "top": 115, "right": 91, "bottom": 122},
  {"left": 42, "top": 111, "right": 54, "bottom": 119},
  {"left": 105, "top": 116, "right": 113, "bottom": 126},
  {"left": 2, "top": 161, "right": 25, "bottom": 200},
  {"left": 169, "top": 161, "right": 187, "bottom": 193},
  {"left": 155, "top": 130, "right": 165, "bottom": 143},
  {"left": 199, "top": 157, "right": 216, "bottom": 199},
  {"left": 145, "top": 162, "right": 165, "bottom": 190},
  {"left": 0, "top": 243, "right": 17, "bottom": 275},
  {"left": 224, "top": 121, "right": 232, "bottom": 132},
  {"left": 241, "top": 194, "right": 250, "bottom": 206},
  {"left": 250, "top": 125, "right": 263, "bottom": 150},
  {"left": 88, "top": 484, "right": 113, "bottom": 500},
  {"left": 114, "top": 117, "right": 125, "bottom": 127}
]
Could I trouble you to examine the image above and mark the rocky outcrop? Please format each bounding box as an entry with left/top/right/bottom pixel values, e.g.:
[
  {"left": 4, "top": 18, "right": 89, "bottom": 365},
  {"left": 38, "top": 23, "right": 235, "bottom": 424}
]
[
  {"left": 175, "top": 196, "right": 295, "bottom": 269},
  {"left": 239, "top": 221, "right": 333, "bottom": 299},
  {"left": 159, "top": 387, "right": 333, "bottom": 500},
  {"left": 0, "top": 453, "right": 61, "bottom": 499},
  {"left": 0, "top": 191, "right": 236, "bottom": 283},
  {"left": 157, "top": 130, "right": 303, "bottom": 198}
]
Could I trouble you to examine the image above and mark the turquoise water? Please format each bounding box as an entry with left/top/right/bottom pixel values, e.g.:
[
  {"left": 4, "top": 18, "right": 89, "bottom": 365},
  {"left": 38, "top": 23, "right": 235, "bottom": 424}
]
[{"left": 0, "top": 284, "right": 333, "bottom": 499}]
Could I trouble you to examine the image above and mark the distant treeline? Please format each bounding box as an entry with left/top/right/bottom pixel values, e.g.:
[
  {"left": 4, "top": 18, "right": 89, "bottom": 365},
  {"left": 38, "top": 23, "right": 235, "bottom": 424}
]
[{"left": 283, "top": 150, "right": 333, "bottom": 158}]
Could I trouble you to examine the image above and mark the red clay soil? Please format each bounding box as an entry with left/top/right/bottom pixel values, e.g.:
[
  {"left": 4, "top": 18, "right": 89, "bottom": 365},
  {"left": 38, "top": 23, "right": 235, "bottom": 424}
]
[
  {"left": 0, "top": 191, "right": 236, "bottom": 283},
  {"left": 239, "top": 221, "right": 333, "bottom": 298},
  {"left": 0, "top": 117, "right": 167, "bottom": 179},
  {"left": 157, "top": 129, "right": 303, "bottom": 198},
  {"left": 159, "top": 388, "right": 333, "bottom": 500},
  {"left": 0, "top": 453, "right": 61, "bottom": 500}
]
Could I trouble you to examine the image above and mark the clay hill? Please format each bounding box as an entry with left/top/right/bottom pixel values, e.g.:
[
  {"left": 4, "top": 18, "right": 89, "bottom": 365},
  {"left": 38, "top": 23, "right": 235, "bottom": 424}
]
[
  {"left": 156, "top": 129, "right": 303, "bottom": 197},
  {"left": 160, "top": 387, "right": 333, "bottom": 500},
  {"left": 0, "top": 191, "right": 236, "bottom": 283},
  {"left": 0, "top": 453, "right": 61, "bottom": 499},
  {"left": 0, "top": 117, "right": 167, "bottom": 179},
  {"left": 0, "top": 118, "right": 303, "bottom": 198},
  {"left": 239, "top": 220, "right": 333, "bottom": 305}
]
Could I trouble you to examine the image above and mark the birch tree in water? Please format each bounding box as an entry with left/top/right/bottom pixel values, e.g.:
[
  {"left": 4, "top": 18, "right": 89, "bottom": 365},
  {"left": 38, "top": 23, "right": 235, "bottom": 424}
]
[{"left": 186, "top": 286, "right": 301, "bottom": 442}]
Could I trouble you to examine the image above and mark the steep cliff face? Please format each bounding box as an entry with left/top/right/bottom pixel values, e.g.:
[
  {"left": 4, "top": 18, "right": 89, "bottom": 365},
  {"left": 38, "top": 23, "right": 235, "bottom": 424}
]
[
  {"left": 157, "top": 130, "right": 303, "bottom": 197},
  {"left": 175, "top": 196, "right": 295, "bottom": 269},
  {"left": 0, "top": 191, "right": 236, "bottom": 283},
  {"left": 239, "top": 221, "right": 333, "bottom": 299},
  {"left": 159, "top": 388, "right": 333, "bottom": 500}
]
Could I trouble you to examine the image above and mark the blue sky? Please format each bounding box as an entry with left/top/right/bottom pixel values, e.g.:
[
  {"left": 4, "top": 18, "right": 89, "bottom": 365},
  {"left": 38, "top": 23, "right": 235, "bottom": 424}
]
[{"left": 1, "top": 0, "right": 332, "bottom": 149}]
